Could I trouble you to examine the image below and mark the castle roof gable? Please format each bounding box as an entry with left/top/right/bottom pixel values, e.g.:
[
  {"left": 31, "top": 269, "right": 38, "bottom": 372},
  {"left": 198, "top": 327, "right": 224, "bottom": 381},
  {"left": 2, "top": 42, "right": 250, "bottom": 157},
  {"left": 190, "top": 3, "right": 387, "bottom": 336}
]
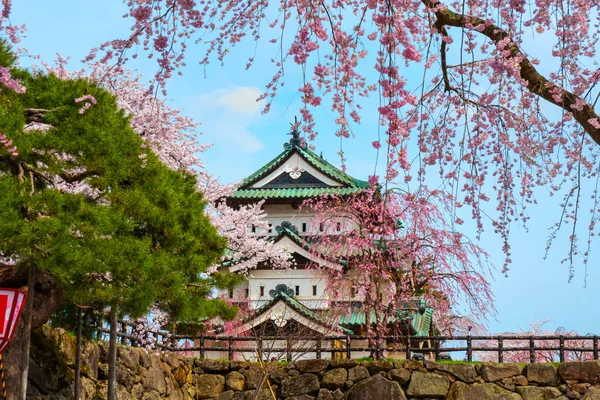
[{"left": 229, "top": 132, "right": 369, "bottom": 202}]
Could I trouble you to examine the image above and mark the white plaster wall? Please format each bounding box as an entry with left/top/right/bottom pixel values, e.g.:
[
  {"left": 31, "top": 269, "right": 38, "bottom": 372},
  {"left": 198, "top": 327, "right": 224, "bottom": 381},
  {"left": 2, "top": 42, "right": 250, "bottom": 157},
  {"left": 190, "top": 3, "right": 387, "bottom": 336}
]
[
  {"left": 259, "top": 204, "right": 357, "bottom": 237},
  {"left": 218, "top": 281, "right": 250, "bottom": 301},
  {"left": 220, "top": 258, "right": 396, "bottom": 306},
  {"left": 219, "top": 268, "right": 332, "bottom": 309},
  {"left": 249, "top": 204, "right": 317, "bottom": 236},
  {"left": 246, "top": 269, "right": 329, "bottom": 309}
]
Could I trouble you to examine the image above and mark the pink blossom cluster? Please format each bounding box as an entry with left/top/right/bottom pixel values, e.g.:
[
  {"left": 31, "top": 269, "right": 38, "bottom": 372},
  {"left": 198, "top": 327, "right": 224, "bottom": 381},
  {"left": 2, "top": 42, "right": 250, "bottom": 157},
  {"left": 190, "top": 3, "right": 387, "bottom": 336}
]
[
  {"left": 0, "top": 66, "right": 25, "bottom": 94},
  {"left": 201, "top": 176, "right": 292, "bottom": 273},
  {"left": 128, "top": 307, "right": 174, "bottom": 350},
  {"left": 479, "top": 321, "right": 595, "bottom": 363},
  {"left": 0, "top": 131, "right": 17, "bottom": 156},
  {"left": 75, "top": 94, "right": 97, "bottom": 114},
  {"left": 0, "top": 0, "right": 25, "bottom": 44}
]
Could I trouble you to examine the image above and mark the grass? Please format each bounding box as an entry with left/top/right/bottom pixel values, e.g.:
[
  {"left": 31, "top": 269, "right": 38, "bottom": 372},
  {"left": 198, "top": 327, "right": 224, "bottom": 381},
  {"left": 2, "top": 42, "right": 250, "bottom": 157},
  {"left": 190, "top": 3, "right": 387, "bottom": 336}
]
[
  {"left": 436, "top": 360, "right": 483, "bottom": 365},
  {"left": 356, "top": 357, "right": 397, "bottom": 363}
]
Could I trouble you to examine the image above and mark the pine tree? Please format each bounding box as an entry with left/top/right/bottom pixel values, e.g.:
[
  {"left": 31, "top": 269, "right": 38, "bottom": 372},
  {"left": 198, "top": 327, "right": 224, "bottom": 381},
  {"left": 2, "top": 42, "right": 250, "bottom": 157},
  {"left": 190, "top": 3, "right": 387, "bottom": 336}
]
[{"left": 0, "top": 42, "right": 234, "bottom": 398}]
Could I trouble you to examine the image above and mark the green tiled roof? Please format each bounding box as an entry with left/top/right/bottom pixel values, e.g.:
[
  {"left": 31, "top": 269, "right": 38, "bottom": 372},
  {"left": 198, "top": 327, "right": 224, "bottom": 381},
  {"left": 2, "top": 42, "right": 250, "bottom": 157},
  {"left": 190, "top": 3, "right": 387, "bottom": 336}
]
[
  {"left": 253, "top": 291, "right": 354, "bottom": 334},
  {"left": 274, "top": 227, "right": 347, "bottom": 268},
  {"left": 230, "top": 141, "right": 369, "bottom": 201},
  {"left": 331, "top": 303, "right": 433, "bottom": 337},
  {"left": 294, "top": 146, "right": 370, "bottom": 189},
  {"left": 229, "top": 187, "right": 366, "bottom": 200},
  {"left": 412, "top": 308, "right": 434, "bottom": 337},
  {"left": 254, "top": 291, "right": 433, "bottom": 337}
]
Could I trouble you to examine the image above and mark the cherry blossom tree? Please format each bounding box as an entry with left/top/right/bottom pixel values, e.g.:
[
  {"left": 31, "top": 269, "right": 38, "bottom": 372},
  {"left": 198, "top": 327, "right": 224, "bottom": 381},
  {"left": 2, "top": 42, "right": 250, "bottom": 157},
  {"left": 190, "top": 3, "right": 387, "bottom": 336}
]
[
  {"left": 3, "top": 0, "right": 598, "bottom": 284},
  {"left": 17, "top": 0, "right": 593, "bottom": 279},
  {"left": 200, "top": 177, "right": 293, "bottom": 273},
  {"left": 480, "top": 321, "right": 595, "bottom": 363},
  {"left": 2, "top": 0, "right": 597, "bottom": 370},
  {"left": 305, "top": 187, "right": 494, "bottom": 340},
  {"left": 38, "top": 56, "right": 292, "bottom": 275}
]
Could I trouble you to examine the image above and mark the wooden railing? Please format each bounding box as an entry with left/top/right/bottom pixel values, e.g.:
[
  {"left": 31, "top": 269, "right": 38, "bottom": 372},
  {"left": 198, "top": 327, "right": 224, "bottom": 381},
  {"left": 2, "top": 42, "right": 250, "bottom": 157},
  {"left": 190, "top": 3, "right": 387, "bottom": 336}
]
[{"left": 99, "top": 321, "right": 600, "bottom": 363}]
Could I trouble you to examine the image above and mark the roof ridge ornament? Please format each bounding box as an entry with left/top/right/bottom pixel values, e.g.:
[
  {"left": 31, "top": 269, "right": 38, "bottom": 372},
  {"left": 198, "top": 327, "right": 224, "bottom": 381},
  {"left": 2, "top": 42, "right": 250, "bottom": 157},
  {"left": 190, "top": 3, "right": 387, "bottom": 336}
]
[
  {"left": 269, "top": 284, "right": 295, "bottom": 298},
  {"left": 286, "top": 116, "right": 307, "bottom": 149},
  {"left": 275, "top": 221, "right": 299, "bottom": 235}
]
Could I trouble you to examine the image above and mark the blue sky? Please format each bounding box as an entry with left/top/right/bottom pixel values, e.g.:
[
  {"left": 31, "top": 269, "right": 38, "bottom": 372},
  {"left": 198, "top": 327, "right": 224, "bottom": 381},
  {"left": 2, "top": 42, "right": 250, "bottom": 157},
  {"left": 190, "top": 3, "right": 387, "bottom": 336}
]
[{"left": 10, "top": 0, "right": 599, "bottom": 335}]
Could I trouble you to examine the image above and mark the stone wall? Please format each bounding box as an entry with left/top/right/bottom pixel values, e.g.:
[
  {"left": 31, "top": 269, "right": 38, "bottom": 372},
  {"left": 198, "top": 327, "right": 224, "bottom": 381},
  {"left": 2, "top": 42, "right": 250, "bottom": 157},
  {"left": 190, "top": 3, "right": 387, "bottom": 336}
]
[{"left": 25, "top": 328, "right": 600, "bottom": 399}]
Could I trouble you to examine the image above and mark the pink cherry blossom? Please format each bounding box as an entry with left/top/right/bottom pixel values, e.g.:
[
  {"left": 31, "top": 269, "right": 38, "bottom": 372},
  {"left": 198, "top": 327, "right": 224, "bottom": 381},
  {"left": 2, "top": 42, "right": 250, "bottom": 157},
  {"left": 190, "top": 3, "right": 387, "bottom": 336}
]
[
  {"left": 304, "top": 187, "right": 494, "bottom": 337},
  {"left": 0, "top": 66, "right": 25, "bottom": 94},
  {"left": 0, "top": 132, "right": 18, "bottom": 156}
]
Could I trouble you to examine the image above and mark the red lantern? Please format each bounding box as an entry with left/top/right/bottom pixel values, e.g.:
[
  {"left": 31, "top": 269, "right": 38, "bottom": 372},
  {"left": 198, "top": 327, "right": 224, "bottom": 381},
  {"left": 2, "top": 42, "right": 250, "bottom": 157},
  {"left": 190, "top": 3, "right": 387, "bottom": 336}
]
[{"left": 0, "top": 288, "right": 27, "bottom": 353}]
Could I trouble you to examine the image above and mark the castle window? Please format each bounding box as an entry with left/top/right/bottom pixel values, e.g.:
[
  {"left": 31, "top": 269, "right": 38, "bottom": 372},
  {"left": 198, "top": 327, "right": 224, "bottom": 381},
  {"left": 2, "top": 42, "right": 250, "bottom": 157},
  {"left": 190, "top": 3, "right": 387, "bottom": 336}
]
[
  {"left": 295, "top": 286, "right": 300, "bottom": 296},
  {"left": 350, "top": 287, "right": 356, "bottom": 298},
  {"left": 302, "top": 223, "right": 307, "bottom": 233},
  {"left": 312, "top": 285, "right": 317, "bottom": 296},
  {"left": 245, "top": 288, "right": 249, "bottom": 298},
  {"left": 251, "top": 224, "right": 256, "bottom": 233},
  {"left": 319, "top": 223, "right": 324, "bottom": 232},
  {"left": 260, "top": 286, "right": 265, "bottom": 296},
  {"left": 336, "top": 222, "right": 341, "bottom": 232},
  {"left": 268, "top": 224, "right": 272, "bottom": 233},
  {"left": 228, "top": 288, "right": 234, "bottom": 299}
]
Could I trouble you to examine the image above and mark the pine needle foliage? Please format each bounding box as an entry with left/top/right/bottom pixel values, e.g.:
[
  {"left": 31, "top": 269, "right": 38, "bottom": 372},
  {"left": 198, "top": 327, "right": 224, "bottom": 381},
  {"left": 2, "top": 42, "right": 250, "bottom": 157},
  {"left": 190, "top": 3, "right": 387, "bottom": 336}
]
[{"left": 0, "top": 42, "right": 235, "bottom": 324}]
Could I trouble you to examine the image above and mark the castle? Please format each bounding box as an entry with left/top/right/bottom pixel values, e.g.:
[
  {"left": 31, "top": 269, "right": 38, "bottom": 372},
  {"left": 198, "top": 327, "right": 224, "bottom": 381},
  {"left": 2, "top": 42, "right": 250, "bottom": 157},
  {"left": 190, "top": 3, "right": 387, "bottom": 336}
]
[{"left": 206, "top": 127, "right": 433, "bottom": 360}]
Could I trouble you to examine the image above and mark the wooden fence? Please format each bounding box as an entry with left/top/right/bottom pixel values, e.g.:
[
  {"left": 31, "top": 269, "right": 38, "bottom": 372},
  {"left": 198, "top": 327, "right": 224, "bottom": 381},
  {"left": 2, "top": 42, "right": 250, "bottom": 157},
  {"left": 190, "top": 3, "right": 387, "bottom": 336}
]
[{"left": 100, "top": 321, "right": 600, "bottom": 363}]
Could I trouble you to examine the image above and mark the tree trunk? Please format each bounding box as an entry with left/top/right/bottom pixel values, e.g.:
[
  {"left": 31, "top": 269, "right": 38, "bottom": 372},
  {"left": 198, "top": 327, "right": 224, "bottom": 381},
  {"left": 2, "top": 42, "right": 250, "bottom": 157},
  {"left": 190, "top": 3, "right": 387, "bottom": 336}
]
[
  {"left": 74, "top": 308, "right": 83, "bottom": 400},
  {"left": 19, "top": 267, "right": 35, "bottom": 400},
  {"left": 107, "top": 305, "right": 117, "bottom": 400}
]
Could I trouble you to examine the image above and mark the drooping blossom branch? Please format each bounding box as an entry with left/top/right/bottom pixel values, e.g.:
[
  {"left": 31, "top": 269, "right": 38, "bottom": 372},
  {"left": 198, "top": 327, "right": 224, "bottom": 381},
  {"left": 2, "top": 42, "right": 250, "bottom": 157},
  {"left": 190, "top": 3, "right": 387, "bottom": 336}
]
[
  {"left": 305, "top": 187, "right": 494, "bottom": 338},
  {"left": 0, "top": 0, "right": 25, "bottom": 45},
  {"left": 46, "top": 0, "right": 600, "bottom": 278}
]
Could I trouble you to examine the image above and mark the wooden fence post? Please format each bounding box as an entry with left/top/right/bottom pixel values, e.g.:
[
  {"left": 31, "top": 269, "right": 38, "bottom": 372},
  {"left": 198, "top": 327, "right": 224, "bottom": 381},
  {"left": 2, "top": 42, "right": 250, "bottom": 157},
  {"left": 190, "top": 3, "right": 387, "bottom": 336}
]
[
  {"left": 200, "top": 336, "right": 205, "bottom": 360},
  {"left": 434, "top": 338, "right": 440, "bottom": 361},
  {"left": 529, "top": 337, "right": 535, "bottom": 363},
  {"left": 593, "top": 336, "right": 598, "bottom": 360},
  {"left": 316, "top": 340, "right": 321, "bottom": 360},
  {"left": 497, "top": 338, "right": 503, "bottom": 363},
  {"left": 286, "top": 338, "right": 292, "bottom": 362},
  {"left": 331, "top": 339, "right": 335, "bottom": 359},
  {"left": 559, "top": 336, "right": 565, "bottom": 362},
  {"left": 346, "top": 336, "right": 351, "bottom": 359},
  {"left": 228, "top": 337, "right": 234, "bottom": 361},
  {"left": 466, "top": 337, "right": 472, "bottom": 362},
  {"left": 258, "top": 337, "right": 263, "bottom": 361},
  {"left": 120, "top": 322, "right": 127, "bottom": 344}
]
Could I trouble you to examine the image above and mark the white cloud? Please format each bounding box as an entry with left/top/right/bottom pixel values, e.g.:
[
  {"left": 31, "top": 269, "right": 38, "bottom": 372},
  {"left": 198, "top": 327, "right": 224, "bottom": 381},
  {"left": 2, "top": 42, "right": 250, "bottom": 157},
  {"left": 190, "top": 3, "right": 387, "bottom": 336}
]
[
  {"left": 196, "top": 86, "right": 264, "bottom": 115},
  {"left": 215, "top": 87, "right": 264, "bottom": 114},
  {"left": 185, "top": 87, "right": 266, "bottom": 159},
  {"left": 212, "top": 121, "right": 264, "bottom": 153}
]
